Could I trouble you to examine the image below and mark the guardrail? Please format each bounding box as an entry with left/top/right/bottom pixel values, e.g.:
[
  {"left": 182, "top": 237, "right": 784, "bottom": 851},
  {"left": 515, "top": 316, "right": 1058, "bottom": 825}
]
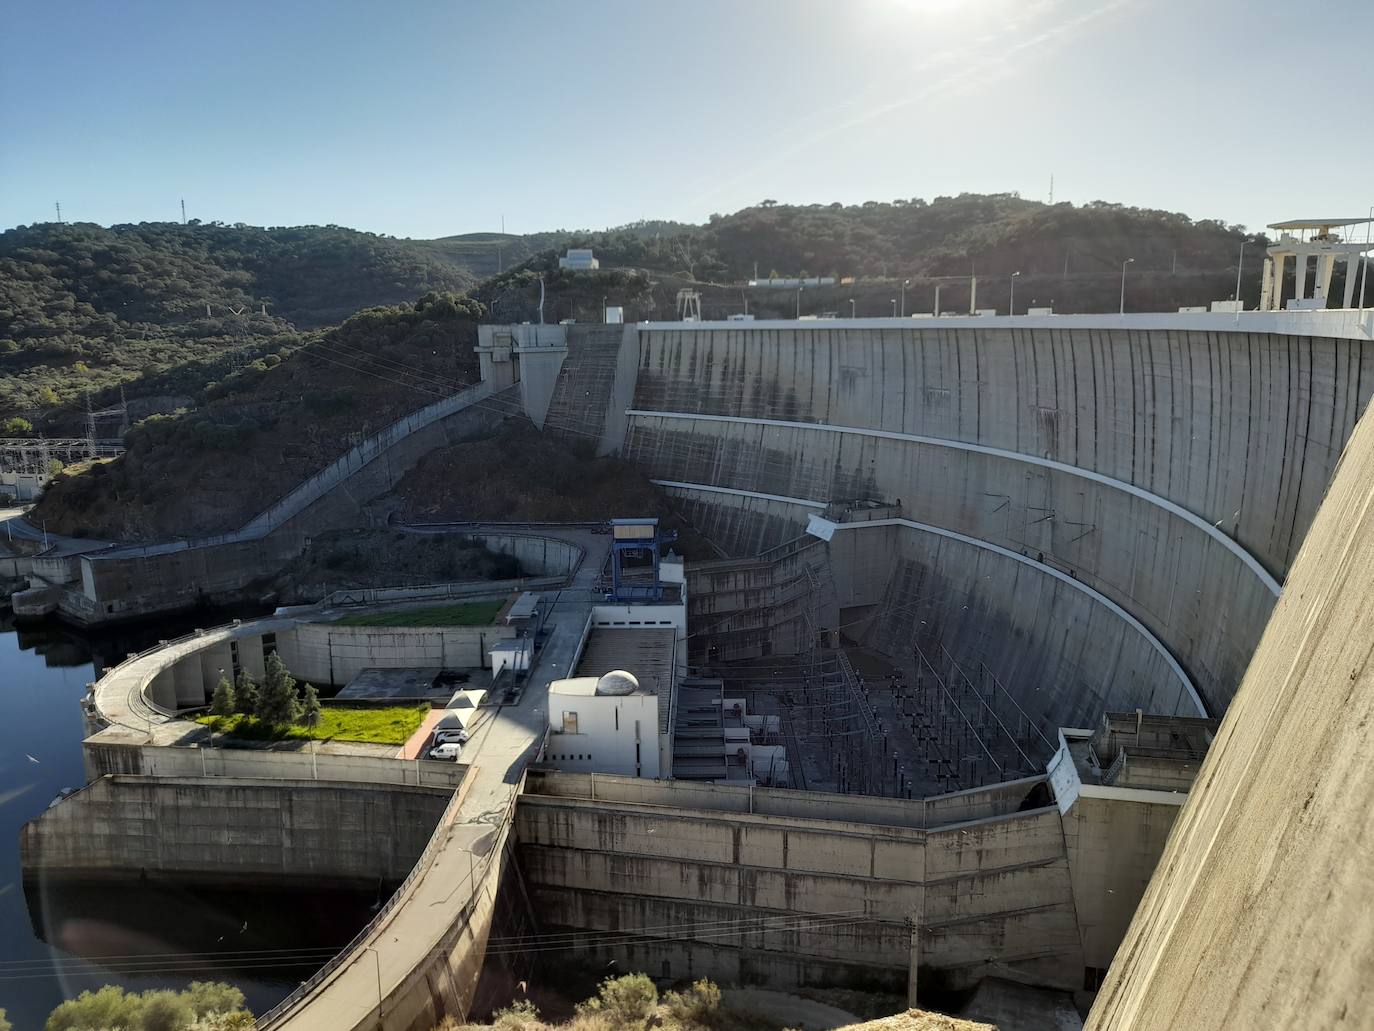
[
  {"left": 93, "top": 381, "right": 510, "bottom": 561},
  {"left": 256, "top": 751, "right": 540, "bottom": 1029},
  {"left": 321, "top": 575, "right": 565, "bottom": 609},
  {"left": 253, "top": 764, "right": 481, "bottom": 1027}
]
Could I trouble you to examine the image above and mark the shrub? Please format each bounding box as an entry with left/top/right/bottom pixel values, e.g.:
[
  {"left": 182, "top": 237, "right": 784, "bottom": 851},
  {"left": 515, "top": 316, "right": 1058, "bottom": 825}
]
[
  {"left": 662, "top": 980, "right": 723, "bottom": 1029},
  {"left": 576, "top": 974, "right": 658, "bottom": 1029},
  {"left": 492, "top": 1000, "right": 541, "bottom": 1031}
]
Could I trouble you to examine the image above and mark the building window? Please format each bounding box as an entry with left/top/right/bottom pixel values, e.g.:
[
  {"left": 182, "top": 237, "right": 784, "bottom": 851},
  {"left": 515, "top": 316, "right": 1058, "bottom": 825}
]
[
  {"left": 1084, "top": 967, "right": 1109, "bottom": 991},
  {"left": 563, "top": 711, "right": 578, "bottom": 734}
]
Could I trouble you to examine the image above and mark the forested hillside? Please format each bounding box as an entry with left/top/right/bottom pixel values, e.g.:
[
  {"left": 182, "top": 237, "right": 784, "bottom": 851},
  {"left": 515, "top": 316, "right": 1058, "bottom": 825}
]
[
  {"left": 0, "top": 221, "right": 473, "bottom": 420},
  {"left": 0, "top": 194, "right": 1291, "bottom": 425},
  {"left": 491, "top": 194, "right": 1260, "bottom": 283},
  {"left": 32, "top": 293, "right": 484, "bottom": 540},
  {"left": 476, "top": 195, "right": 1277, "bottom": 323}
]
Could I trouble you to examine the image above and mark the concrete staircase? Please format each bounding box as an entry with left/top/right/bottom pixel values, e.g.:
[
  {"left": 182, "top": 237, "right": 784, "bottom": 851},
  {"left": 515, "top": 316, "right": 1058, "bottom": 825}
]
[{"left": 541, "top": 326, "right": 625, "bottom": 447}]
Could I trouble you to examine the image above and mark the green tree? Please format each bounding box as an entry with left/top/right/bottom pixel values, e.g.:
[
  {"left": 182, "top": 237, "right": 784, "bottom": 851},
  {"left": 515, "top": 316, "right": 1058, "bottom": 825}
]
[
  {"left": 135, "top": 991, "right": 193, "bottom": 1031},
  {"left": 46, "top": 985, "right": 142, "bottom": 1030},
  {"left": 1, "top": 417, "right": 31, "bottom": 436},
  {"left": 182, "top": 982, "right": 246, "bottom": 1020},
  {"left": 234, "top": 670, "right": 259, "bottom": 717},
  {"left": 0, "top": 1006, "right": 11, "bottom": 1031},
  {"left": 256, "top": 652, "right": 301, "bottom": 726},
  {"left": 209, "top": 675, "right": 236, "bottom": 716},
  {"left": 45, "top": 982, "right": 250, "bottom": 1031},
  {"left": 300, "top": 682, "right": 321, "bottom": 727}
]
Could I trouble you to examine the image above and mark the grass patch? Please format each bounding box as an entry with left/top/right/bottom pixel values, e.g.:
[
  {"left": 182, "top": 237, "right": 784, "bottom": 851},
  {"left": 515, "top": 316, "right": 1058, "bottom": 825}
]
[
  {"left": 195, "top": 704, "right": 427, "bottom": 745},
  {"left": 332, "top": 600, "right": 505, "bottom": 628}
]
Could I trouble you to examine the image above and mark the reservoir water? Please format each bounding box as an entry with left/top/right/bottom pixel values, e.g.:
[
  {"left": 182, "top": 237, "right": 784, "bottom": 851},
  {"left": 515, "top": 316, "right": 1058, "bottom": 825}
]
[{"left": 0, "top": 613, "right": 376, "bottom": 1031}]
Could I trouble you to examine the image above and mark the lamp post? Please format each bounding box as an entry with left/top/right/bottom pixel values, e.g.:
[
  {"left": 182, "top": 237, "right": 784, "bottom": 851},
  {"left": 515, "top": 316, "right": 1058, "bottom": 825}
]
[
  {"left": 849, "top": 298, "right": 856, "bottom": 318},
  {"left": 901, "top": 279, "right": 911, "bottom": 317},
  {"left": 1234, "top": 238, "right": 1254, "bottom": 323},
  {"left": 364, "top": 946, "right": 383, "bottom": 1018},
  {"left": 890, "top": 298, "right": 897, "bottom": 317},
  {"left": 1009, "top": 271, "right": 1021, "bottom": 316},
  {"left": 796, "top": 286, "right": 803, "bottom": 319},
  {"left": 1119, "top": 258, "right": 1135, "bottom": 314}
]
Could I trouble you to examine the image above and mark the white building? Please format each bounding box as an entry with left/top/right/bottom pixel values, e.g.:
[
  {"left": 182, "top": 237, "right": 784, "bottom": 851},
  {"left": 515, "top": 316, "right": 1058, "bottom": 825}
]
[
  {"left": 546, "top": 670, "right": 665, "bottom": 778},
  {"left": 558, "top": 248, "right": 599, "bottom": 270},
  {"left": 543, "top": 554, "right": 686, "bottom": 778}
]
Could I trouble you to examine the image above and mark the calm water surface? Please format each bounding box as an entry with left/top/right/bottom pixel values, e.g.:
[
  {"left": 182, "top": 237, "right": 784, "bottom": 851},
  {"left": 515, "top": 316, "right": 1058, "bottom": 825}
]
[{"left": 0, "top": 613, "right": 375, "bottom": 1031}]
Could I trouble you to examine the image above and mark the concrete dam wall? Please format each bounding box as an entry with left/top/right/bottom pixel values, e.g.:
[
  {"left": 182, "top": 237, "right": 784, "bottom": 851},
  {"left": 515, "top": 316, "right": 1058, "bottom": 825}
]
[
  {"left": 21, "top": 775, "right": 451, "bottom": 889},
  {"left": 516, "top": 771, "right": 1183, "bottom": 997},
  {"left": 608, "top": 323, "right": 1374, "bottom": 720},
  {"left": 1086, "top": 388, "right": 1374, "bottom": 1030}
]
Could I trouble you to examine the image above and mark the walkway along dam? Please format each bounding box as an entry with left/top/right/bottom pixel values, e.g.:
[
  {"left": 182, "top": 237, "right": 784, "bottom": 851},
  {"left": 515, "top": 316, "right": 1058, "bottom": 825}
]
[{"left": 21, "top": 307, "right": 1374, "bottom": 1029}]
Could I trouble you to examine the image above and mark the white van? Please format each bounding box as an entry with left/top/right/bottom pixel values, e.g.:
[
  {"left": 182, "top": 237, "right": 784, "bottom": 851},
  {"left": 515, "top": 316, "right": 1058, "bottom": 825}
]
[{"left": 428, "top": 742, "right": 463, "bottom": 762}]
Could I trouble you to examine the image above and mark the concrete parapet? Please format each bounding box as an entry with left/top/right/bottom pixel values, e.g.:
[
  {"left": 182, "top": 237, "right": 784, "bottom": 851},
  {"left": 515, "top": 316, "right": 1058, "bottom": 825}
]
[{"left": 84, "top": 739, "right": 468, "bottom": 790}]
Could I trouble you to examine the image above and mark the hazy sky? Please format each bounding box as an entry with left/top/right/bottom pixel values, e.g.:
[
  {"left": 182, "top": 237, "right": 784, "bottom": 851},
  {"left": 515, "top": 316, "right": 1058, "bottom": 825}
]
[{"left": 3, "top": 0, "right": 1371, "bottom": 239}]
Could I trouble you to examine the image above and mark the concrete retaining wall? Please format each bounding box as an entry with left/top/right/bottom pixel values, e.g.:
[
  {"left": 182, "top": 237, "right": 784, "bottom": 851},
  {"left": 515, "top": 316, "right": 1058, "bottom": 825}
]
[
  {"left": 518, "top": 771, "right": 1188, "bottom": 998},
  {"left": 277, "top": 621, "right": 517, "bottom": 683},
  {"left": 76, "top": 383, "right": 519, "bottom": 622},
  {"left": 516, "top": 785, "right": 1083, "bottom": 993},
  {"left": 22, "top": 776, "right": 451, "bottom": 888}
]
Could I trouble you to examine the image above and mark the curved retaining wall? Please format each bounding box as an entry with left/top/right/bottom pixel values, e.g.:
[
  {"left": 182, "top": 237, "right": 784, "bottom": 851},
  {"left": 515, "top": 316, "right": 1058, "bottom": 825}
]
[{"left": 615, "top": 323, "right": 1374, "bottom": 717}]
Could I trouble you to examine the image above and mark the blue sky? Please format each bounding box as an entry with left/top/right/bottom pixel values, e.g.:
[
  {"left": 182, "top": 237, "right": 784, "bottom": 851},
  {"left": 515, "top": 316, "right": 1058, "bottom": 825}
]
[{"left": 3, "top": 0, "right": 1371, "bottom": 239}]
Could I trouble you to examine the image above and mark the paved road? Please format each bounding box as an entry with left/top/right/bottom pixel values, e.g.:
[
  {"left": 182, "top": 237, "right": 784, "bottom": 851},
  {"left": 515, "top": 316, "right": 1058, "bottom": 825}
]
[{"left": 270, "top": 537, "right": 609, "bottom": 1029}]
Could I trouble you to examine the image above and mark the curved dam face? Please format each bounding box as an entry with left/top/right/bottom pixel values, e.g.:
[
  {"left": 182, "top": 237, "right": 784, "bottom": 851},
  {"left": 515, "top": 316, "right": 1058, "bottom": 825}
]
[
  {"left": 1086, "top": 361, "right": 1374, "bottom": 1030},
  {"left": 599, "top": 320, "right": 1374, "bottom": 722}
]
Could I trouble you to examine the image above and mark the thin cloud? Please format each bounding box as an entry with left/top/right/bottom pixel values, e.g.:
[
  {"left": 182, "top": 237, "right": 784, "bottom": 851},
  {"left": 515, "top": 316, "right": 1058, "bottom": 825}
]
[{"left": 686, "top": 0, "right": 1132, "bottom": 211}]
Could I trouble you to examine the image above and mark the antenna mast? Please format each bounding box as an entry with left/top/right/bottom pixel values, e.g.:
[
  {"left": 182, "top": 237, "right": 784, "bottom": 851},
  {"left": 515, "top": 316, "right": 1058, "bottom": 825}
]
[
  {"left": 181, "top": 198, "right": 187, "bottom": 224},
  {"left": 55, "top": 202, "right": 63, "bottom": 224}
]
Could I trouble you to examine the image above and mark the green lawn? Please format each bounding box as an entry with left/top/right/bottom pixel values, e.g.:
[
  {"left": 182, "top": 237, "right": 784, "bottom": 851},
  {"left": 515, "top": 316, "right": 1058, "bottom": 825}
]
[
  {"left": 195, "top": 704, "right": 427, "bottom": 745},
  {"left": 332, "top": 600, "right": 504, "bottom": 628}
]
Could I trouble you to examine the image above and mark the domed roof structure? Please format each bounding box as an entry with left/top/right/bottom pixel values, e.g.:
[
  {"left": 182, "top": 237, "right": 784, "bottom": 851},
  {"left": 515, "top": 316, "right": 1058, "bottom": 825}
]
[{"left": 595, "top": 670, "right": 640, "bottom": 696}]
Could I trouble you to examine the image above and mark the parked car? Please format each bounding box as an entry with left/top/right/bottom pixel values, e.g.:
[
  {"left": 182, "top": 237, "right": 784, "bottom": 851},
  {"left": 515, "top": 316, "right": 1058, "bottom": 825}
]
[
  {"left": 433, "top": 728, "right": 469, "bottom": 746},
  {"left": 428, "top": 742, "right": 463, "bottom": 761}
]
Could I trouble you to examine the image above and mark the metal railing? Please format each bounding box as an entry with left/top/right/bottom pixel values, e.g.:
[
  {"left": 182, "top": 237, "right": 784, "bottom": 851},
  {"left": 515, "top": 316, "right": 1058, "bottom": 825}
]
[
  {"left": 255, "top": 762, "right": 535, "bottom": 1029},
  {"left": 252, "top": 767, "right": 477, "bottom": 1027}
]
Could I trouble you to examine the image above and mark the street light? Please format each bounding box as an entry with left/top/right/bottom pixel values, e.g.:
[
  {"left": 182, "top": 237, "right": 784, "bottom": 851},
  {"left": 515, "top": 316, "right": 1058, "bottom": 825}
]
[
  {"left": 1009, "top": 271, "right": 1021, "bottom": 316},
  {"left": 1234, "top": 238, "right": 1255, "bottom": 323},
  {"left": 796, "top": 286, "right": 803, "bottom": 319},
  {"left": 363, "top": 946, "right": 383, "bottom": 1017},
  {"left": 1119, "top": 258, "right": 1135, "bottom": 314},
  {"left": 900, "top": 279, "right": 911, "bottom": 317},
  {"left": 890, "top": 298, "right": 898, "bottom": 317},
  {"left": 849, "top": 298, "right": 856, "bottom": 318}
]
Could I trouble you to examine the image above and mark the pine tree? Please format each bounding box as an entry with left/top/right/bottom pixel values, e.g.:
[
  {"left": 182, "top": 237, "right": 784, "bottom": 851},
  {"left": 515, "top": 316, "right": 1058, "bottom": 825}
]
[
  {"left": 209, "top": 675, "right": 236, "bottom": 717},
  {"left": 257, "top": 652, "right": 301, "bottom": 727},
  {"left": 300, "top": 683, "right": 321, "bottom": 727},
  {"left": 234, "top": 671, "right": 259, "bottom": 717}
]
